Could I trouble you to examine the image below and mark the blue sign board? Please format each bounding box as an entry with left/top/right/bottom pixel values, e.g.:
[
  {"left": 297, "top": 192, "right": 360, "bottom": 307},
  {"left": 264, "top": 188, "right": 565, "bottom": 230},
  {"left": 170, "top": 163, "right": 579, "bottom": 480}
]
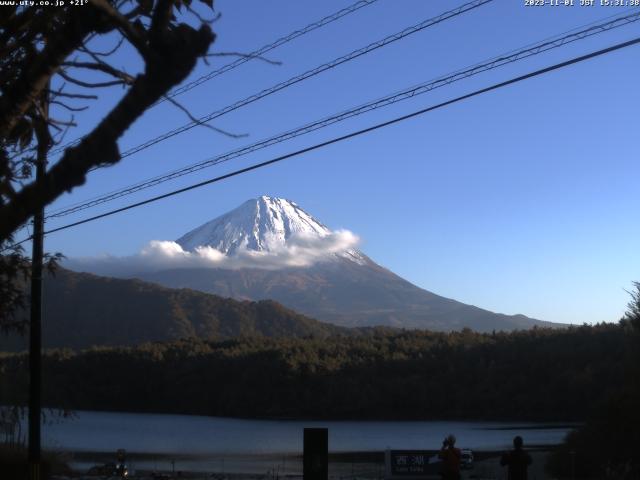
[{"left": 385, "top": 450, "right": 440, "bottom": 479}]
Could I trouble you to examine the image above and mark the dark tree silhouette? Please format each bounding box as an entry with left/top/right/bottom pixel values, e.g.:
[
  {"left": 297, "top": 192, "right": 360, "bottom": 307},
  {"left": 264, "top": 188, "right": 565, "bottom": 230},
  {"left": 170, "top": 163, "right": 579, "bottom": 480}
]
[
  {"left": 623, "top": 281, "right": 640, "bottom": 329},
  {"left": 0, "top": 0, "right": 218, "bottom": 328},
  {"left": 547, "top": 282, "right": 640, "bottom": 480},
  {"left": 0, "top": 323, "right": 629, "bottom": 421}
]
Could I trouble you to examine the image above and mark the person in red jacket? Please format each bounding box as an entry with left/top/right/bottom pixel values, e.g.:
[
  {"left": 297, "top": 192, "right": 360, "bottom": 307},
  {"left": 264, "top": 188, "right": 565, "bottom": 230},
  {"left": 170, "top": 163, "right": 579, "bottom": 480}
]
[
  {"left": 500, "top": 436, "right": 533, "bottom": 480},
  {"left": 438, "top": 434, "right": 461, "bottom": 480}
]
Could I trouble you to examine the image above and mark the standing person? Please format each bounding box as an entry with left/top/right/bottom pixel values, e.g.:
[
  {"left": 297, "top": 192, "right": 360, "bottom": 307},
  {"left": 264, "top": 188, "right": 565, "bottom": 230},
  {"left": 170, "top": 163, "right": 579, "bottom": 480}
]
[
  {"left": 438, "top": 434, "right": 461, "bottom": 480},
  {"left": 500, "top": 436, "right": 533, "bottom": 480}
]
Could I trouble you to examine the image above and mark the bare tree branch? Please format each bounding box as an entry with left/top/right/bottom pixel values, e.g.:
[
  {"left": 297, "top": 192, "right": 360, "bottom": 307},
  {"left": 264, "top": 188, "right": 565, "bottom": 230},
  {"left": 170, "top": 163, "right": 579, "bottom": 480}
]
[
  {"left": 80, "top": 35, "right": 125, "bottom": 57},
  {"left": 58, "top": 70, "right": 127, "bottom": 89},
  {"left": 48, "top": 90, "right": 99, "bottom": 100},
  {"left": 62, "top": 61, "right": 135, "bottom": 84},
  {"left": 48, "top": 118, "right": 77, "bottom": 128},
  {"left": 50, "top": 100, "right": 89, "bottom": 112},
  {"left": 51, "top": 119, "right": 75, "bottom": 147},
  {"left": 186, "top": 5, "right": 221, "bottom": 25},
  {"left": 0, "top": 9, "right": 107, "bottom": 139},
  {"left": 163, "top": 94, "right": 248, "bottom": 139},
  {"left": 88, "top": 0, "right": 153, "bottom": 60},
  {"left": 0, "top": 21, "right": 215, "bottom": 241},
  {"left": 150, "top": 0, "right": 174, "bottom": 46}
]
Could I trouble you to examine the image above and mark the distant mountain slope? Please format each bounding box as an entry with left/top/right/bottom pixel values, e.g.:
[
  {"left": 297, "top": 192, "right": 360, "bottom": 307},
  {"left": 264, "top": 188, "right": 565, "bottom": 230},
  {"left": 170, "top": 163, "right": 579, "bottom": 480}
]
[
  {"left": 141, "top": 259, "right": 556, "bottom": 331},
  {"left": 135, "top": 196, "right": 557, "bottom": 332},
  {"left": 63, "top": 196, "right": 559, "bottom": 332},
  {"left": 1, "top": 268, "right": 344, "bottom": 352}
]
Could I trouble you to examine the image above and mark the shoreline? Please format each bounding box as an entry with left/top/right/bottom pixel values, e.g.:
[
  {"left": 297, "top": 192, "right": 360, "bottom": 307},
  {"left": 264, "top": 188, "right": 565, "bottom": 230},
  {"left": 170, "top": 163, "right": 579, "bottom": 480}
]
[
  {"left": 58, "top": 447, "right": 555, "bottom": 476},
  {"left": 61, "top": 446, "right": 553, "bottom": 461},
  {"left": 32, "top": 405, "right": 585, "bottom": 424}
]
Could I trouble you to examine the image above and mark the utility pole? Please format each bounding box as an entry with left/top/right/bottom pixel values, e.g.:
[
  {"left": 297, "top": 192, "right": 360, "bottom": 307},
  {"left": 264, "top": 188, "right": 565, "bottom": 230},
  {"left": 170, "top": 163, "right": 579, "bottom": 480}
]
[{"left": 28, "top": 86, "right": 49, "bottom": 480}]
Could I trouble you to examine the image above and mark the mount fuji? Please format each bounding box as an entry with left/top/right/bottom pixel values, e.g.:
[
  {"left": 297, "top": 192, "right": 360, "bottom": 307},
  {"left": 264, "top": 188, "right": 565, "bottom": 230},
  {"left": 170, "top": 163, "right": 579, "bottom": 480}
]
[
  {"left": 175, "top": 195, "right": 366, "bottom": 266},
  {"left": 132, "top": 196, "right": 555, "bottom": 332}
]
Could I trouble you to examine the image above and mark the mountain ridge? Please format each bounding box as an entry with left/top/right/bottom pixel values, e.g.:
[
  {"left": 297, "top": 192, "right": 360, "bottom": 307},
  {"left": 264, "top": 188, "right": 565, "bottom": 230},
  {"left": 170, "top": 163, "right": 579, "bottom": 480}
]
[
  {"left": 138, "top": 196, "right": 556, "bottom": 331},
  {"left": 65, "top": 195, "right": 560, "bottom": 332},
  {"left": 0, "top": 268, "right": 347, "bottom": 352},
  {"left": 140, "top": 260, "right": 556, "bottom": 331}
]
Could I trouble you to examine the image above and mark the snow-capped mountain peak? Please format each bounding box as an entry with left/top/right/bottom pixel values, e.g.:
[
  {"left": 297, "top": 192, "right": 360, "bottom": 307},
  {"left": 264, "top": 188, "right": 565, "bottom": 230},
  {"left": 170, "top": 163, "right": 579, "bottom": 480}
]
[{"left": 176, "top": 196, "right": 365, "bottom": 264}]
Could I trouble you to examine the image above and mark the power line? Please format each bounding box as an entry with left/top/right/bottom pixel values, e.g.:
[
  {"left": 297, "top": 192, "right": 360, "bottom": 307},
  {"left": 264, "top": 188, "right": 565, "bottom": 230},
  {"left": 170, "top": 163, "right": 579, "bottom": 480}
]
[
  {"left": 47, "top": 0, "right": 495, "bottom": 215},
  {"left": 162, "top": 0, "right": 380, "bottom": 102},
  {"left": 103, "top": 0, "right": 495, "bottom": 161},
  {"left": 1, "top": 236, "right": 33, "bottom": 252},
  {"left": 39, "top": 35, "right": 640, "bottom": 239},
  {"left": 46, "top": 9, "right": 640, "bottom": 220},
  {"left": 48, "top": 0, "right": 381, "bottom": 157}
]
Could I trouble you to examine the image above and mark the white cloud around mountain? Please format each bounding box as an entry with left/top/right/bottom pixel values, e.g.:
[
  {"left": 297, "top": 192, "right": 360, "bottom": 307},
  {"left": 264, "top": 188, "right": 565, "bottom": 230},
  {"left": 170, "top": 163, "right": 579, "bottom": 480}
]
[{"left": 64, "top": 230, "right": 360, "bottom": 276}]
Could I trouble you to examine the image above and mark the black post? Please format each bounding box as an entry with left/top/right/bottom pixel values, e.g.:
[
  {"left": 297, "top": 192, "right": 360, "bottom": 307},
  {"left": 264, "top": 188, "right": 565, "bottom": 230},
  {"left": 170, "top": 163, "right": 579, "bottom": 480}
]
[
  {"left": 303, "top": 428, "right": 328, "bottom": 480},
  {"left": 27, "top": 155, "right": 45, "bottom": 480},
  {"left": 28, "top": 91, "right": 49, "bottom": 480}
]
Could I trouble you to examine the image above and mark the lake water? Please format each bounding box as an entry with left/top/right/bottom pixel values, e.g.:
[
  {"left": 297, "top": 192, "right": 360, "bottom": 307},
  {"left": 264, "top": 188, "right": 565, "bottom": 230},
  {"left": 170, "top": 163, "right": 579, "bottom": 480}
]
[
  {"left": 42, "top": 410, "right": 573, "bottom": 455},
  {"left": 38, "top": 410, "right": 576, "bottom": 474}
]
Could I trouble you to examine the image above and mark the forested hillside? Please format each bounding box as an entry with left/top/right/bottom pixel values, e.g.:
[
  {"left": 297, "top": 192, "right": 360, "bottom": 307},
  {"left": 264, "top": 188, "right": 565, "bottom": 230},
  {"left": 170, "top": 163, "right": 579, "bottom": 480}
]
[
  {"left": 0, "top": 269, "right": 345, "bottom": 351},
  {"left": 0, "top": 323, "right": 628, "bottom": 421}
]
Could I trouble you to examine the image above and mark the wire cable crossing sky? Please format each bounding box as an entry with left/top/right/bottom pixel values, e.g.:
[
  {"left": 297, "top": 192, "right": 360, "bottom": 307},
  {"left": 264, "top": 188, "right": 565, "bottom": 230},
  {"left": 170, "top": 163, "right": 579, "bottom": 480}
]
[
  {"left": 48, "top": 0, "right": 381, "bottom": 156},
  {"left": 161, "top": 0, "right": 381, "bottom": 102},
  {"left": 111, "top": 0, "right": 495, "bottom": 161},
  {"left": 46, "top": 9, "right": 640, "bottom": 220},
  {"left": 35, "top": 36, "right": 640, "bottom": 243}
]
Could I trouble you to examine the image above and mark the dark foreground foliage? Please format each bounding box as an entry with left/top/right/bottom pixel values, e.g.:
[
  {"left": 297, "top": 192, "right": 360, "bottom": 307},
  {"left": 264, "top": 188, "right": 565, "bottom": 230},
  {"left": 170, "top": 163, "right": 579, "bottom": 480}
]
[
  {"left": 546, "top": 389, "right": 640, "bottom": 479},
  {"left": 546, "top": 284, "right": 640, "bottom": 480},
  {"left": 0, "top": 444, "right": 71, "bottom": 479},
  {"left": 0, "top": 323, "right": 628, "bottom": 421}
]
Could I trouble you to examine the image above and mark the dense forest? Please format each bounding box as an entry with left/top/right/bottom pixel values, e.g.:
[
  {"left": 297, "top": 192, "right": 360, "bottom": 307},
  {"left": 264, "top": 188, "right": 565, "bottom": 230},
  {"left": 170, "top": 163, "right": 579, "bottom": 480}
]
[
  {"left": 2, "top": 315, "right": 639, "bottom": 478},
  {"left": 0, "top": 323, "right": 630, "bottom": 421}
]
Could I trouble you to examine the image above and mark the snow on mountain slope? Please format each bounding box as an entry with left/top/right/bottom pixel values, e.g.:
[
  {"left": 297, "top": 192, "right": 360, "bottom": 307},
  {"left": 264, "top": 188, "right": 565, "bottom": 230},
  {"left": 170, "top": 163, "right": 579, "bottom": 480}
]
[{"left": 176, "top": 196, "right": 366, "bottom": 264}]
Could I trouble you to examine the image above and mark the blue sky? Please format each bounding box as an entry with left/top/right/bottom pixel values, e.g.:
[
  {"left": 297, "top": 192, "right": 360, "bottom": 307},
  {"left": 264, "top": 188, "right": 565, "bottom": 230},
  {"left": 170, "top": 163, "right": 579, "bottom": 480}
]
[{"left": 39, "top": 0, "right": 639, "bottom": 324}]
